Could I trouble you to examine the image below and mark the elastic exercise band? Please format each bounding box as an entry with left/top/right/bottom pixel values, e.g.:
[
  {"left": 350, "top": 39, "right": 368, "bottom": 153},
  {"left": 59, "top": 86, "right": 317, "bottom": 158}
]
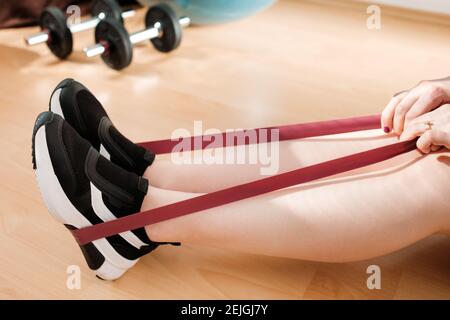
[
  {"left": 138, "top": 115, "right": 382, "bottom": 154},
  {"left": 71, "top": 115, "right": 418, "bottom": 245}
]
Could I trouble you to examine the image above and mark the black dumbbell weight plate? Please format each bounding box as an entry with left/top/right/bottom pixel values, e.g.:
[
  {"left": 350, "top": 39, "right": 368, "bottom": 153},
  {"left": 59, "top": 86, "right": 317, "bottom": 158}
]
[
  {"left": 40, "top": 7, "right": 73, "bottom": 59},
  {"left": 91, "top": 0, "right": 123, "bottom": 23},
  {"left": 95, "top": 18, "right": 132, "bottom": 70},
  {"left": 145, "top": 4, "right": 182, "bottom": 53}
]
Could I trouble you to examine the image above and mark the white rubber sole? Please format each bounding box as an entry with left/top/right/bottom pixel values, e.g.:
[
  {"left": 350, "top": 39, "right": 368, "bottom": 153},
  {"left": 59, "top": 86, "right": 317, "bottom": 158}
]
[
  {"left": 34, "top": 125, "right": 139, "bottom": 280},
  {"left": 50, "top": 88, "right": 64, "bottom": 118}
]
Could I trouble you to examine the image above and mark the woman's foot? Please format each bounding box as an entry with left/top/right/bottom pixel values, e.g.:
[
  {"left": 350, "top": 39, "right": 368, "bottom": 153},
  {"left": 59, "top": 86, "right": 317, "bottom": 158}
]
[
  {"left": 32, "top": 111, "right": 164, "bottom": 280},
  {"left": 49, "top": 78, "right": 154, "bottom": 176}
]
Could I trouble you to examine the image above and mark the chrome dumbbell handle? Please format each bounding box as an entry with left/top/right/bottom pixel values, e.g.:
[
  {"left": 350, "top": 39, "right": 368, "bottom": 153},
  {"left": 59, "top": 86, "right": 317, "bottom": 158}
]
[
  {"left": 25, "top": 9, "right": 135, "bottom": 46},
  {"left": 69, "top": 10, "right": 135, "bottom": 33},
  {"left": 84, "top": 42, "right": 108, "bottom": 57},
  {"left": 83, "top": 16, "right": 190, "bottom": 57},
  {"left": 25, "top": 31, "right": 51, "bottom": 46}
]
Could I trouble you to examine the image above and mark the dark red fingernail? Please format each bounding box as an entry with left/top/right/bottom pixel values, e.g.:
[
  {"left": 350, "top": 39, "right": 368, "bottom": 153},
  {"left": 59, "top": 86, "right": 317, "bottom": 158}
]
[{"left": 383, "top": 126, "right": 391, "bottom": 133}]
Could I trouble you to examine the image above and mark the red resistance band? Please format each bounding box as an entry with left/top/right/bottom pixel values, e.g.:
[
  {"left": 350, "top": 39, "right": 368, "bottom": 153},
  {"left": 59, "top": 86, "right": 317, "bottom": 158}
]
[{"left": 71, "top": 115, "right": 418, "bottom": 245}]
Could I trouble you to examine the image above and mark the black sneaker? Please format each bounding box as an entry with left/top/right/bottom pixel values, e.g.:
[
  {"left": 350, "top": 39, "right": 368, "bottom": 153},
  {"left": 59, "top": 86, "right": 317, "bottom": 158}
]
[
  {"left": 32, "top": 111, "right": 160, "bottom": 280},
  {"left": 49, "top": 78, "right": 154, "bottom": 176}
]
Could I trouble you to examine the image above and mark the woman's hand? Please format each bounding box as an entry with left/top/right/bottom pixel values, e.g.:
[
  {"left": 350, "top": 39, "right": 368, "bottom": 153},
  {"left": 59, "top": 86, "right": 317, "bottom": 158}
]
[
  {"left": 400, "top": 104, "right": 450, "bottom": 153},
  {"left": 381, "top": 77, "right": 450, "bottom": 135}
]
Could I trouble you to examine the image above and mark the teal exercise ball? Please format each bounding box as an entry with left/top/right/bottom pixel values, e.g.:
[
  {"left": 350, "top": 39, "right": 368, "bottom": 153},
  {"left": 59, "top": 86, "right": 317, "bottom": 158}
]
[{"left": 137, "top": 0, "right": 277, "bottom": 24}]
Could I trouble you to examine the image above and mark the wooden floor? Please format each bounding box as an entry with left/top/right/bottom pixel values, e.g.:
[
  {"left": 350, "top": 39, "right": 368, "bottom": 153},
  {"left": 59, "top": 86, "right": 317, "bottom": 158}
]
[{"left": 0, "top": 0, "right": 449, "bottom": 299}]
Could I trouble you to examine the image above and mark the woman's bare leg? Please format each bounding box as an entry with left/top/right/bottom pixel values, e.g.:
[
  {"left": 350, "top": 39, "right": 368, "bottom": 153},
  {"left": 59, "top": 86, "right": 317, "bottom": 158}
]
[
  {"left": 142, "top": 151, "right": 450, "bottom": 262},
  {"left": 146, "top": 130, "right": 415, "bottom": 193}
]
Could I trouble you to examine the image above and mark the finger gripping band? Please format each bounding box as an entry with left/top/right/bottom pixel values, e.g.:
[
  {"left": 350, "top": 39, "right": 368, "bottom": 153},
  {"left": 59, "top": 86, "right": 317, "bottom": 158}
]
[{"left": 71, "top": 115, "right": 418, "bottom": 245}]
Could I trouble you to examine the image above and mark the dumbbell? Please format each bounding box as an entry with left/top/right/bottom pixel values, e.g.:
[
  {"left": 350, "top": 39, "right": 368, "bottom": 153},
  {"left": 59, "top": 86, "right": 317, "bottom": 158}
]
[
  {"left": 83, "top": 4, "right": 191, "bottom": 70},
  {"left": 24, "top": 0, "right": 135, "bottom": 59}
]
